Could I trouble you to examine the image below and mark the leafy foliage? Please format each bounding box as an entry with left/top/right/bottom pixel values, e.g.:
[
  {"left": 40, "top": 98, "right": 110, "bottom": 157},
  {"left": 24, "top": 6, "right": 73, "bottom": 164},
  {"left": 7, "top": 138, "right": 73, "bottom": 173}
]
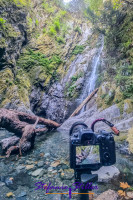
[
  {"left": 12, "top": 0, "right": 31, "bottom": 7},
  {"left": 66, "top": 72, "right": 83, "bottom": 98},
  {"left": 72, "top": 45, "right": 85, "bottom": 55},
  {"left": 74, "top": 26, "right": 82, "bottom": 35},
  {"left": 115, "top": 64, "right": 133, "bottom": 99},
  {"left": 0, "top": 18, "right": 6, "bottom": 27},
  {"left": 17, "top": 49, "right": 63, "bottom": 75},
  {"left": 56, "top": 36, "right": 65, "bottom": 44}
]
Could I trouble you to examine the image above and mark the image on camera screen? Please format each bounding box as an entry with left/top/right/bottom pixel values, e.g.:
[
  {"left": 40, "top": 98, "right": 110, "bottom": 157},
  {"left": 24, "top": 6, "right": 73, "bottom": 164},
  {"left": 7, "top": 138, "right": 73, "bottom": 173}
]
[{"left": 76, "top": 146, "right": 100, "bottom": 165}]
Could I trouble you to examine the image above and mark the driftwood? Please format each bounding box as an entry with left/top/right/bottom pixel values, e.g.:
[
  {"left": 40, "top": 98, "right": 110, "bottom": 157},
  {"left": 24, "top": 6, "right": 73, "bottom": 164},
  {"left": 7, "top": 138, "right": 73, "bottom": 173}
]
[
  {"left": 0, "top": 109, "right": 60, "bottom": 157},
  {"left": 0, "top": 88, "right": 98, "bottom": 157},
  {"left": 70, "top": 88, "right": 99, "bottom": 117}
]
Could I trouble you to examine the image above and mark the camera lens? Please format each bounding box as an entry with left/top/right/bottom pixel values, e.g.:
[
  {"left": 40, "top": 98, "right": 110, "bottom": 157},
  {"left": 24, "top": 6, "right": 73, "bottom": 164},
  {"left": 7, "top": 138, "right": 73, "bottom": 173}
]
[{"left": 103, "top": 152, "right": 110, "bottom": 161}]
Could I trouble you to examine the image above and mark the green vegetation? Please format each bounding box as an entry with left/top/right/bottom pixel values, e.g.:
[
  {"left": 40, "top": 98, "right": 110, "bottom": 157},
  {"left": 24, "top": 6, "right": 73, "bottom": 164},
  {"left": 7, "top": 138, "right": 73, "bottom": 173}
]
[
  {"left": 115, "top": 64, "right": 133, "bottom": 99},
  {"left": 56, "top": 36, "right": 65, "bottom": 44},
  {"left": 42, "top": 1, "right": 55, "bottom": 13},
  {"left": 85, "top": 0, "right": 133, "bottom": 105},
  {"left": 17, "top": 49, "right": 63, "bottom": 75},
  {"left": 48, "top": 9, "right": 67, "bottom": 37},
  {"left": 13, "top": 0, "right": 31, "bottom": 7},
  {"left": 104, "top": 90, "right": 115, "bottom": 105},
  {"left": 0, "top": 0, "right": 31, "bottom": 7},
  {"left": 84, "top": 0, "right": 103, "bottom": 15},
  {"left": 66, "top": 72, "right": 83, "bottom": 98},
  {"left": 0, "top": 18, "right": 6, "bottom": 27},
  {"left": 72, "top": 45, "right": 85, "bottom": 55},
  {"left": 74, "top": 26, "right": 82, "bottom": 35}
]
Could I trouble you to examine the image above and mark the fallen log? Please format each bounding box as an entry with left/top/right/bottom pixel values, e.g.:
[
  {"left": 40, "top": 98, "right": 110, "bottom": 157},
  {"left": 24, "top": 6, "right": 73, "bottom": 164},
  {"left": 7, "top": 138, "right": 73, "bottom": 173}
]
[
  {"left": 0, "top": 108, "right": 60, "bottom": 157},
  {"left": 70, "top": 88, "right": 99, "bottom": 117},
  {"left": 0, "top": 108, "right": 60, "bottom": 136}
]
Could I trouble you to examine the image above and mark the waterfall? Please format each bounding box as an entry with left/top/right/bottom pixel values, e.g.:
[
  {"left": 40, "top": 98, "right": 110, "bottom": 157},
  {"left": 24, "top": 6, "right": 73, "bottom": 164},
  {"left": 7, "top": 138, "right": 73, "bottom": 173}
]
[{"left": 80, "top": 35, "right": 104, "bottom": 112}]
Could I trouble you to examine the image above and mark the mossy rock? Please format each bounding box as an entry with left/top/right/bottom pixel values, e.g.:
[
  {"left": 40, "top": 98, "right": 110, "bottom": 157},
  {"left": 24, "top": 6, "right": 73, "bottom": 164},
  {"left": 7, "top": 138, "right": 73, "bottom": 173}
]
[
  {"left": 127, "top": 126, "right": 133, "bottom": 153},
  {"left": 0, "top": 68, "right": 30, "bottom": 108},
  {"left": 114, "top": 86, "right": 124, "bottom": 104},
  {"left": 123, "top": 99, "right": 133, "bottom": 114}
]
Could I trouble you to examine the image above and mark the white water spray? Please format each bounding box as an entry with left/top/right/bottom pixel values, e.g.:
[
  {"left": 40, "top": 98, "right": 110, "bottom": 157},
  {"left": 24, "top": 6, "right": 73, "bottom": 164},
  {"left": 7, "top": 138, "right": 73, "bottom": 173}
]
[
  {"left": 78, "top": 35, "right": 104, "bottom": 114},
  {"left": 82, "top": 36, "right": 104, "bottom": 101}
]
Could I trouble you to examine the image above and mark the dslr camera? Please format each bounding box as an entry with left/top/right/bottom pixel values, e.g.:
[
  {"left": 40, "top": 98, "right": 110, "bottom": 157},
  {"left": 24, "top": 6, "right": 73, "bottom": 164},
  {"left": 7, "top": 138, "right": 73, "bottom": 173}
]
[{"left": 70, "top": 121, "right": 116, "bottom": 171}]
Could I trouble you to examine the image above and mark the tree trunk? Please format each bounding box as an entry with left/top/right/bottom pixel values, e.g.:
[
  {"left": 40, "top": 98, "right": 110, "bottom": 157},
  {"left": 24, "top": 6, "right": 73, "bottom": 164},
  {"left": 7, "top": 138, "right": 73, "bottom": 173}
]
[{"left": 70, "top": 88, "right": 99, "bottom": 117}]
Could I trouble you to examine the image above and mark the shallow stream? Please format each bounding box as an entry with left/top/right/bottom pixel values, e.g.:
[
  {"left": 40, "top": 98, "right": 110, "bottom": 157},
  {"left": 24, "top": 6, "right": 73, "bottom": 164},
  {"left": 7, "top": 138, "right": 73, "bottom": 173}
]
[{"left": 0, "top": 129, "right": 133, "bottom": 200}]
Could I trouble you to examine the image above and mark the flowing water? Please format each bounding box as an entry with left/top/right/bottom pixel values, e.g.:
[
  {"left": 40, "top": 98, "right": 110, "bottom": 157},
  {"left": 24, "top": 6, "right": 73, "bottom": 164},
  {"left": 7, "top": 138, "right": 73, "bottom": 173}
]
[{"left": 80, "top": 35, "right": 104, "bottom": 103}]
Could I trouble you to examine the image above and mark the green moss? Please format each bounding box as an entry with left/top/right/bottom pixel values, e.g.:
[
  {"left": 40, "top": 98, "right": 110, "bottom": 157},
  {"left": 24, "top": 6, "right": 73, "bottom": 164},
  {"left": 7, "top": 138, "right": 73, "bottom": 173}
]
[
  {"left": 72, "top": 45, "right": 85, "bottom": 55},
  {"left": 42, "top": 1, "right": 55, "bottom": 13},
  {"left": 12, "top": 0, "right": 31, "bottom": 7},
  {"left": 115, "top": 64, "right": 133, "bottom": 99},
  {"left": 17, "top": 48, "right": 63, "bottom": 87},
  {"left": 0, "top": 38, "right": 7, "bottom": 48},
  {"left": 56, "top": 36, "right": 65, "bottom": 44},
  {"left": 124, "top": 99, "right": 133, "bottom": 114},
  {"left": 114, "top": 133, "right": 127, "bottom": 143},
  {"left": 74, "top": 26, "right": 82, "bottom": 35},
  {"left": 65, "top": 72, "right": 83, "bottom": 99},
  {"left": 43, "top": 28, "right": 46, "bottom": 33},
  {"left": 54, "top": 19, "right": 60, "bottom": 32},
  {"left": 117, "top": 101, "right": 124, "bottom": 114},
  {"left": 0, "top": 19, "right": 19, "bottom": 42},
  {"left": 17, "top": 49, "right": 62, "bottom": 74},
  {"left": 15, "top": 68, "right": 31, "bottom": 104},
  {"left": 104, "top": 90, "right": 115, "bottom": 105},
  {"left": 0, "top": 18, "right": 6, "bottom": 27}
]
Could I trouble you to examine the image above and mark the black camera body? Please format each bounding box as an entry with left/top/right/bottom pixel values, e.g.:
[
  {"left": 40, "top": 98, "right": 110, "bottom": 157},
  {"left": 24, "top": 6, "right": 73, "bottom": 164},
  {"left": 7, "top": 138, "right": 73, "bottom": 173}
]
[{"left": 70, "top": 123, "right": 116, "bottom": 171}]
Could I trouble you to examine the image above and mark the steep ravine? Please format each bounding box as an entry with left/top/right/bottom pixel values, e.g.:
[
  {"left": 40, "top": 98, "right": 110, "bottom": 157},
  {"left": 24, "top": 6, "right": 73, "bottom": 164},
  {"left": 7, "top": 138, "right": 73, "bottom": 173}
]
[{"left": 0, "top": 0, "right": 133, "bottom": 200}]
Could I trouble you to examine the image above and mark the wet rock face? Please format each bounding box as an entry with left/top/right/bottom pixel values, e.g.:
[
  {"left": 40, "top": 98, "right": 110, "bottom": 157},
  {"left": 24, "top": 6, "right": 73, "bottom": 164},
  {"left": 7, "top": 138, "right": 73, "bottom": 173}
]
[
  {"left": 0, "top": 3, "right": 27, "bottom": 67},
  {"left": 30, "top": 83, "right": 71, "bottom": 123},
  {"left": 0, "top": 2, "right": 31, "bottom": 112}
]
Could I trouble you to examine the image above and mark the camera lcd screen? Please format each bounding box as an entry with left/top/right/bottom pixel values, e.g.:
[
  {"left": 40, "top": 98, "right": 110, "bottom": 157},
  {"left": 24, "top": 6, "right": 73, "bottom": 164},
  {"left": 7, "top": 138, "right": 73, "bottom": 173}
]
[{"left": 76, "top": 146, "right": 100, "bottom": 165}]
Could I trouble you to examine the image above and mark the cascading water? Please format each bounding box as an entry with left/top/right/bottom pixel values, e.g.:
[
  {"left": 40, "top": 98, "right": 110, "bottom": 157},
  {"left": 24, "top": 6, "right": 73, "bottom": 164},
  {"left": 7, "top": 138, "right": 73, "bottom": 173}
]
[
  {"left": 80, "top": 35, "right": 104, "bottom": 112},
  {"left": 77, "top": 35, "right": 104, "bottom": 163}
]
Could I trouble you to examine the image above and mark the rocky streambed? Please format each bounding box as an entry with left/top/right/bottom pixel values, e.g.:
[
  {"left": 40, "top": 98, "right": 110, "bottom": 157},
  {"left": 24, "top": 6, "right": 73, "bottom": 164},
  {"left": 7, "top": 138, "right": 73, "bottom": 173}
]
[{"left": 0, "top": 127, "right": 133, "bottom": 200}]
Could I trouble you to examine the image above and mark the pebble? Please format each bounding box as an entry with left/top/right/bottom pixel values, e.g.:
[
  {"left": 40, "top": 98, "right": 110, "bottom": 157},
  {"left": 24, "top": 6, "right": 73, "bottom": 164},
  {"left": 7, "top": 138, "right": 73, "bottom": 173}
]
[
  {"left": 5, "top": 178, "right": 13, "bottom": 186},
  {"left": 48, "top": 167, "right": 53, "bottom": 172},
  {"left": 31, "top": 168, "right": 44, "bottom": 177},
  {"left": 16, "top": 165, "right": 25, "bottom": 171},
  {"left": 37, "top": 161, "right": 44, "bottom": 167},
  {"left": 45, "top": 153, "right": 50, "bottom": 157},
  {"left": 16, "top": 197, "right": 27, "bottom": 200},
  {"left": 51, "top": 170, "right": 57, "bottom": 174},
  {"left": 51, "top": 160, "right": 60, "bottom": 167},
  {"left": 26, "top": 165, "right": 34, "bottom": 170},
  {"left": 17, "top": 191, "right": 27, "bottom": 197},
  {"left": 0, "top": 181, "right": 5, "bottom": 186},
  {"left": 6, "top": 192, "right": 14, "bottom": 198}
]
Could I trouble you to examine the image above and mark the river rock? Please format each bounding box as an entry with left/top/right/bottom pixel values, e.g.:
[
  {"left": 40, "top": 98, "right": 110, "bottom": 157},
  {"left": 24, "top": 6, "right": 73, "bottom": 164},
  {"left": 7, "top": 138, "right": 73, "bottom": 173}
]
[
  {"left": 17, "top": 191, "right": 27, "bottom": 197},
  {"left": 95, "top": 189, "right": 118, "bottom": 200},
  {"left": 92, "top": 166, "right": 120, "bottom": 183},
  {"left": 31, "top": 168, "right": 44, "bottom": 177},
  {"left": 26, "top": 165, "right": 35, "bottom": 170},
  {"left": 37, "top": 161, "right": 44, "bottom": 167},
  {"left": 16, "top": 165, "right": 25, "bottom": 172},
  {"left": 127, "top": 192, "right": 133, "bottom": 198}
]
